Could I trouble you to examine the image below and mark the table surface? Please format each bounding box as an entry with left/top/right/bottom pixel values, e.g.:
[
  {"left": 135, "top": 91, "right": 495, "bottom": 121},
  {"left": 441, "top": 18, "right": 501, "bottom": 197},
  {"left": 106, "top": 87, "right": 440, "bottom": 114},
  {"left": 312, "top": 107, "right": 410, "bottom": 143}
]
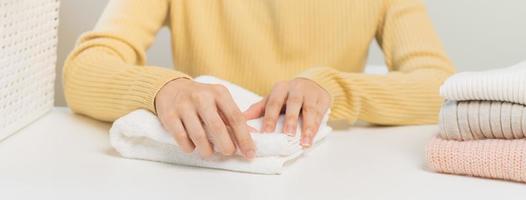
[{"left": 1, "top": 108, "right": 525, "bottom": 200}]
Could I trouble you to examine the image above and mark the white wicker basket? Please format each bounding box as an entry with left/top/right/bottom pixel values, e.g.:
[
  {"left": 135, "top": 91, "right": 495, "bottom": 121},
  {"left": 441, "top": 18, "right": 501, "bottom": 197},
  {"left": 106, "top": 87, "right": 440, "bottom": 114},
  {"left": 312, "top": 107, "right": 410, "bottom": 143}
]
[{"left": 0, "top": 0, "right": 59, "bottom": 140}]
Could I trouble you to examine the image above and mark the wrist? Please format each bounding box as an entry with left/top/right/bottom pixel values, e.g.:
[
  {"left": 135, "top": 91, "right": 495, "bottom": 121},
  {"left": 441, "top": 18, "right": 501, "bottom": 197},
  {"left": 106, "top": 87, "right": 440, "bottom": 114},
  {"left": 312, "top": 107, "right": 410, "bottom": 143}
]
[
  {"left": 295, "top": 67, "right": 342, "bottom": 106},
  {"left": 154, "top": 77, "right": 192, "bottom": 113},
  {"left": 294, "top": 77, "right": 332, "bottom": 103}
]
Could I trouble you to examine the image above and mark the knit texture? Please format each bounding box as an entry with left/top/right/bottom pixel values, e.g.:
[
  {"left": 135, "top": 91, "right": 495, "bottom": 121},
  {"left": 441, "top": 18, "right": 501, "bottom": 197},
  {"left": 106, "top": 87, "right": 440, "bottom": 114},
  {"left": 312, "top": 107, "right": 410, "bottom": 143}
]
[
  {"left": 439, "top": 100, "right": 526, "bottom": 140},
  {"left": 63, "top": 0, "right": 454, "bottom": 124},
  {"left": 428, "top": 60, "right": 526, "bottom": 183},
  {"left": 426, "top": 136, "right": 526, "bottom": 183},
  {"left": 440, "top": 61, "right": 526, "bottom": 105}
]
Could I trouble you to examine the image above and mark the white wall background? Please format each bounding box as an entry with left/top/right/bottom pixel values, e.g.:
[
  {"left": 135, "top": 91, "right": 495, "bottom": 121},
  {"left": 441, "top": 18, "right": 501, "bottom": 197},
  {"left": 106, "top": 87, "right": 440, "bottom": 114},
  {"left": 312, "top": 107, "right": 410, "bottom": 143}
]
[{"left": 55, "top": 0, "right": 526, "bottom": 106}]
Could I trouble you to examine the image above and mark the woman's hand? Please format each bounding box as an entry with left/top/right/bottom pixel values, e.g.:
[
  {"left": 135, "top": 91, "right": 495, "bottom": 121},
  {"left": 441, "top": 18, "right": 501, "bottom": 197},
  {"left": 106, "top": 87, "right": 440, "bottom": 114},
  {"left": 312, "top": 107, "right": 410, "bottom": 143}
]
[
  {"left": 155, "top": 78, "right": 255, "bottom": 159},
  {"left": 243, "top": 78, "right": 331, "bottom": 147}
]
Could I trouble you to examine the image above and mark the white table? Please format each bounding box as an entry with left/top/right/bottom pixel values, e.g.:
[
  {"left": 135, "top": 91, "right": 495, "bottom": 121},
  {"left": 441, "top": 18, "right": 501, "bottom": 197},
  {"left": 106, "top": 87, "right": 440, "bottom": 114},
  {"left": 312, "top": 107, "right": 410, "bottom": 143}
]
[{"left": 1, "top": 108, "right": 525, "bottom": 200}]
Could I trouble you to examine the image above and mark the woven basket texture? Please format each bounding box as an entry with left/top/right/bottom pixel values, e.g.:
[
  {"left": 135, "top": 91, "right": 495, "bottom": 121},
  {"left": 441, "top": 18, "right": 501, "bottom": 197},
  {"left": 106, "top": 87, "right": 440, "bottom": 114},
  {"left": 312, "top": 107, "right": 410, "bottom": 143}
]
[{"left": 0, "top": 0, "right": 59, "bottom": 140}]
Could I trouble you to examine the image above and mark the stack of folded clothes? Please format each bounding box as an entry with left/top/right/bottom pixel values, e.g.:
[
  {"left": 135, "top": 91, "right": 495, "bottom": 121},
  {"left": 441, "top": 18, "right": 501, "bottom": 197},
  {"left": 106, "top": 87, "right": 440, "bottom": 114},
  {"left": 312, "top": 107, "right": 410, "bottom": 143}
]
[{"left": 426, "top": 61, "right": 526, "bottom": 183}]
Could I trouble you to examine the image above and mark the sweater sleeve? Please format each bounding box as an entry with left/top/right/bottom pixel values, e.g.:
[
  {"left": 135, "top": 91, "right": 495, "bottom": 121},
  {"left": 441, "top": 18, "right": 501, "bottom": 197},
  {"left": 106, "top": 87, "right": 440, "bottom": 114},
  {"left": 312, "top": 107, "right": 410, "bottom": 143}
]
[
  {"left": 63, "top": 0, "right": 190, "bottom": 122},
  {"left": 297, "top": 0, "right": 455, "bottom": 125}
]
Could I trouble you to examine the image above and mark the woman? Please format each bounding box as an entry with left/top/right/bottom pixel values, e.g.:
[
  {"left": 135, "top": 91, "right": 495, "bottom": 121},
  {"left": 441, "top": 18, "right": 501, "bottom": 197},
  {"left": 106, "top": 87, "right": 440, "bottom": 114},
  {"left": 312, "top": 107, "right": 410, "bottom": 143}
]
[{"left": 64, "top": 0, "right": 454, "bottom": 159}]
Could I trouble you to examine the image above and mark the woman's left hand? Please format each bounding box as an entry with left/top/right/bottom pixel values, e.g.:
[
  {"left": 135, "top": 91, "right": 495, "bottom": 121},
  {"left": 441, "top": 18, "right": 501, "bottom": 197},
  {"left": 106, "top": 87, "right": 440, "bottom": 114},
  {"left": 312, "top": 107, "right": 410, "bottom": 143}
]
[{"left": 243, "top": 78, "right": 331, "bottom": 147}]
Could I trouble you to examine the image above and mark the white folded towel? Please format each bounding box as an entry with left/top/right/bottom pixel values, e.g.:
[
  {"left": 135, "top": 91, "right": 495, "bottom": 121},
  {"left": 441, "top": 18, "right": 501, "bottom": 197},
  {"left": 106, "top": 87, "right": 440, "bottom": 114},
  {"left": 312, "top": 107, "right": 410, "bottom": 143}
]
[
  {"left": 440, "top": 60, "right": 526, "bottom": 105},
  {"left": 109, "top": 76, "right": 332, "bottom": 174}
]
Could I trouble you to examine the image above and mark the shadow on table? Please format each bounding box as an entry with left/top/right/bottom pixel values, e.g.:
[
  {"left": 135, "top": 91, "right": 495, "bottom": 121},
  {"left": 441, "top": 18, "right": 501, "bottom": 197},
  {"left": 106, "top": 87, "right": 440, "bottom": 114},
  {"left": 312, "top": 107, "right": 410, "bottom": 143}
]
[{"left": 328, "top": 119, "right": 403, "bottom": 131}]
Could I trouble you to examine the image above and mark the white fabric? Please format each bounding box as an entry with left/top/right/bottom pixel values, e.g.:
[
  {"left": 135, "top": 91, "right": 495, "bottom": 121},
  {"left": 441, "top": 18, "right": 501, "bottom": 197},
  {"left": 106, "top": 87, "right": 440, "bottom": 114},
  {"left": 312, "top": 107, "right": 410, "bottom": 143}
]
[
  {"left": 110, "top": 76, "right": 332, "bottom": 174},
  {"left": 440, "top": 60, "right": 526, "bottom": 105}
]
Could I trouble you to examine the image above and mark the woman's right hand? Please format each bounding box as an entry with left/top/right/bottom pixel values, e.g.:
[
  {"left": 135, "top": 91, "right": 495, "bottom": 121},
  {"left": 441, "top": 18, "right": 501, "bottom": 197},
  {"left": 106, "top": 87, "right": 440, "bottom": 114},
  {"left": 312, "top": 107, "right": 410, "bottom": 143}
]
[{"left": 155, "top": 78, "right": 255, "bottom": 159}]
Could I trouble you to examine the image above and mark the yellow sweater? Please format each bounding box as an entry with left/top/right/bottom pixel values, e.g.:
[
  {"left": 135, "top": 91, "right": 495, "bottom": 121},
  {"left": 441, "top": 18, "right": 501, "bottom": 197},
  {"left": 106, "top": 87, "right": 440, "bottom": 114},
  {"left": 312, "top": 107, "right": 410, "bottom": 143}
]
[{"left": 64, "top": 0, "right": 454, "bottom": 125}]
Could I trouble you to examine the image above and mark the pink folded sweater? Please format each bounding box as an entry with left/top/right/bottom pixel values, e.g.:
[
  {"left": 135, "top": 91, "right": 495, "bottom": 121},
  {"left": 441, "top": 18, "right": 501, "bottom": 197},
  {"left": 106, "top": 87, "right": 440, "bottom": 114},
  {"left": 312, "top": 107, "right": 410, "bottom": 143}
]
[{"left": 426, "top": 136, "right": 526, "bottom": 183}]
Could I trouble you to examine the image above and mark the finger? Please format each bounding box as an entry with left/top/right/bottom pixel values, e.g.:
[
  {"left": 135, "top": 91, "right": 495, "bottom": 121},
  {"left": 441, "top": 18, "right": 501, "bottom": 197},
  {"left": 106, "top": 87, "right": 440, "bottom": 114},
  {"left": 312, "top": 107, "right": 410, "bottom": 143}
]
[
  {"left": 197, "top": 103, "right": 236, "bottom": 156},
  {"left": 263, "top": 82, "right": 288, "bottom": 133},
  {"left": 226, "top": 124, "right": 257, "bottom": 133},
  {"left": 301, "top": 98, "right": 322, "bottom": 147},
  {"left": 318, "top": 96, "right": 332, "bottom": 119},
  {"left": 243, "top": 97, "right": 267, "bottom": 120},
  {"left": 284, "top": 91, "right": 303, "bottom": 136},
  {"left": 214, "top": 85, "right": 256, "bottom": 159},
  {"left": 162, "top": 115, "right": 195, "bottom": 153},
  {"left": 181, "top": 112, "right": 214, "bottom": 158}
]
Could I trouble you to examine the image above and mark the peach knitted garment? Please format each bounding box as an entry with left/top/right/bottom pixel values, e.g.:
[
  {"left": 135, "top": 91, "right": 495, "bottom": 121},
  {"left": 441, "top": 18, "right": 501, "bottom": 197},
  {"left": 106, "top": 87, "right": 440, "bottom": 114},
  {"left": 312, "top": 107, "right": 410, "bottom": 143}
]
[{"left": 426, "top": 136, "right": 526, "bottom": 183}]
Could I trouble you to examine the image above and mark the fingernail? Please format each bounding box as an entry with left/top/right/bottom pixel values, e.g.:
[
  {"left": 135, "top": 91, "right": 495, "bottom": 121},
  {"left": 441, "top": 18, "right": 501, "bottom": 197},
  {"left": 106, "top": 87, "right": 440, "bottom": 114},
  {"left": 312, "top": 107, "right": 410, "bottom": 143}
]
[
  {"left": 285, "top": 126, "right": 295, "bottom": 136},
  {"left": 245, "top": 150, "right": 255, "bottom": 159},
  {"left": 263, "top": 125, "right": 273, "bottom": 133},
  {"left": 301, "top": 137, "right": 312, "bottom": 147},
  {"left": 301, "top": 129, "right": 313, "bottom": 146}
]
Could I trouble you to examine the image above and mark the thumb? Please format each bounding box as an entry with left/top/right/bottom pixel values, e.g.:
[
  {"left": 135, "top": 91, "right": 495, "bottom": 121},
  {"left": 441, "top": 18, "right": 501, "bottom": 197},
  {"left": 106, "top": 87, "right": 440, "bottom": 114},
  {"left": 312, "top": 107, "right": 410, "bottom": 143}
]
[{"left": 243, "top": 97, "right": 266, "bottom": 120}]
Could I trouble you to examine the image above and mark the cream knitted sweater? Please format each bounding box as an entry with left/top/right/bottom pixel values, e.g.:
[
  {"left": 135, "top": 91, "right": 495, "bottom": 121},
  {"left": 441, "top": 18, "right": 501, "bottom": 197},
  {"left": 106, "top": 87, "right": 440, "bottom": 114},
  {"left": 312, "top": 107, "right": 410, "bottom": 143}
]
[
  {"left": 439, "top": 100, "right": 526, "bottom": 140},
  {"left": 440, "top": 61, "right": 526, "bottom": 105}
]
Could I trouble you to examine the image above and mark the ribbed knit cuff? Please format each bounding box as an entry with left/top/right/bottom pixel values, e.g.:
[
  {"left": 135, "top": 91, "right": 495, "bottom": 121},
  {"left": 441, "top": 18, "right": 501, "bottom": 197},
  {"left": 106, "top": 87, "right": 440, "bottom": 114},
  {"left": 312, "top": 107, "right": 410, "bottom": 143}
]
[
  {"left": 72, "top": 35, "right": 193, "bottom": 115},
  {"left": 296, "top": 67, "right": 361, "bottom": 122}
]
